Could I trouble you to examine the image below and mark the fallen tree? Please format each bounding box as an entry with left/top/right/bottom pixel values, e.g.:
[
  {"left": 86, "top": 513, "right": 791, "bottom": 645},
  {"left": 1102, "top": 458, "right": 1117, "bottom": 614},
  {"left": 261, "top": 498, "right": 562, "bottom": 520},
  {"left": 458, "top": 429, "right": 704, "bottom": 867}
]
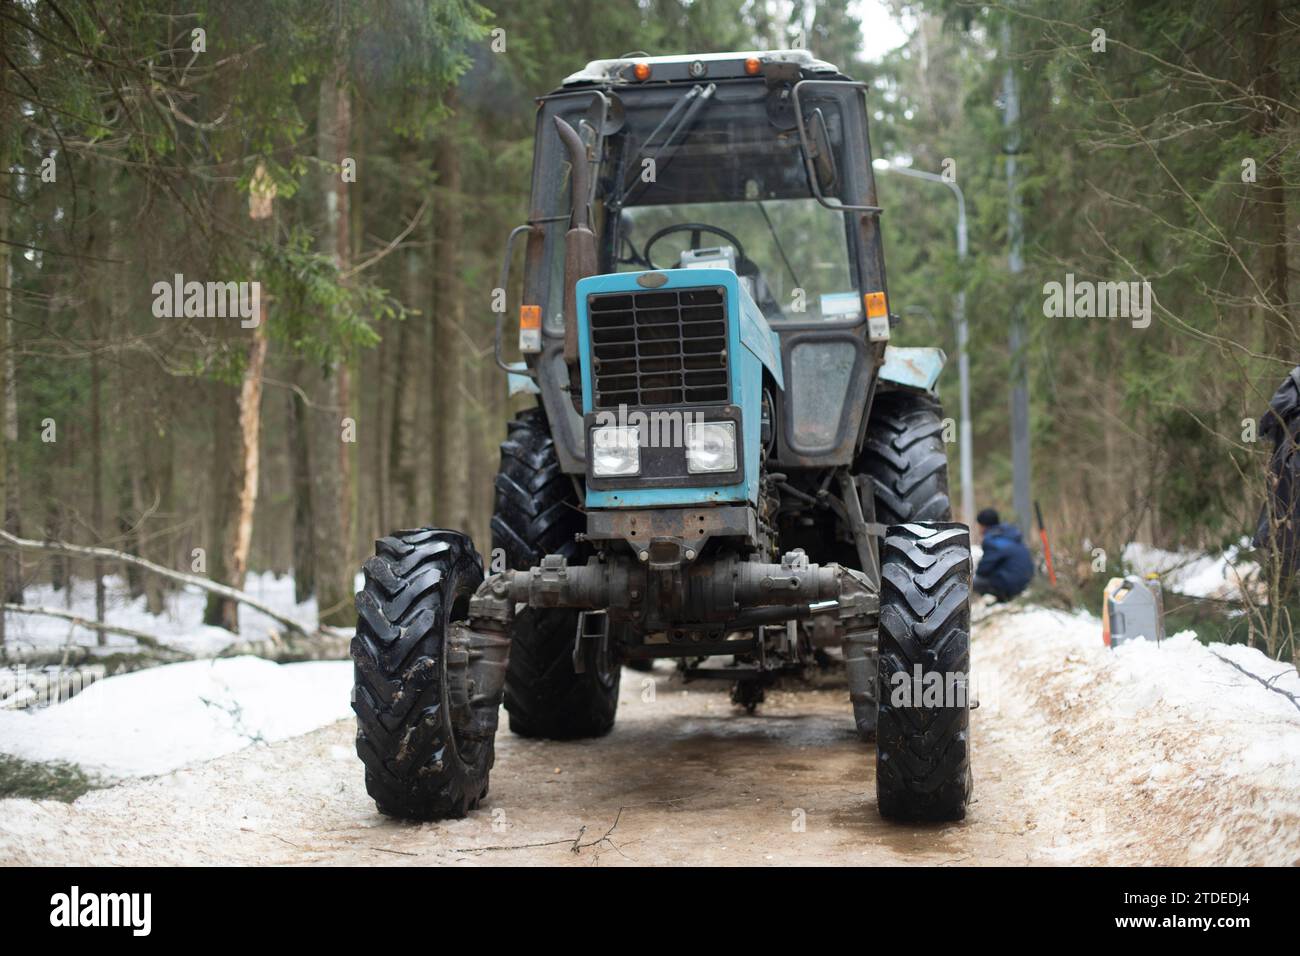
[
  {"left": 3, "top": 603, "right": 190, "bottom": 657},
  {"left": 218, "top": 630, "right": 352, "bottom": 663},
  {"left": 0, "top": 529, "right": 345, "bottom": 640}
]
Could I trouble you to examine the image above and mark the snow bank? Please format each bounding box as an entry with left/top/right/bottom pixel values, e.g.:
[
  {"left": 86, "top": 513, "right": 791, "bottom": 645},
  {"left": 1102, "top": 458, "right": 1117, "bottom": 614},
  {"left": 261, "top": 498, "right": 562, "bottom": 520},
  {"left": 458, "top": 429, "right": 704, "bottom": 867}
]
[
  {"left": 1, "top": 572, "right": 337, "bottom": 657},
  {"left": 1122, "top": 541, "right": 1259, "bottom": 600},
  {"left": 975, "top": 606, "right": 1300, "bottom": 865},
  {"left": 0, "top": 656, "right": 352, "bottom": 778}
]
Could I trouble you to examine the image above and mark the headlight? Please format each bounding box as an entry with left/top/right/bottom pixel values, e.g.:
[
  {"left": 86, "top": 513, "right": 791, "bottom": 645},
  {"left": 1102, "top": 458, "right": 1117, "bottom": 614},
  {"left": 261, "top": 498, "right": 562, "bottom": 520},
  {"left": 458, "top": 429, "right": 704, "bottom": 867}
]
[
  {"left": 591, "top": 425, "right": 640, "bottom": 476},
  {"left": 686, "top": 421, "right": 737, "bottom": 474}
]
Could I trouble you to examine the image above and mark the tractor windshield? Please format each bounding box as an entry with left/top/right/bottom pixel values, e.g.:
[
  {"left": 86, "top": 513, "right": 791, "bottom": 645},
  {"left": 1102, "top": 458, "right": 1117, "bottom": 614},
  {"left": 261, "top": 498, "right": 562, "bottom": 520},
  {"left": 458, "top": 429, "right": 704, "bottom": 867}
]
[
  {"left": 599, "top": 80, "right": 862, "bottom": 323},
  {"left": 529, "top": 79, "right": 872, "bottom": 336},
  {"left": 614, "top": 199, "right": 854, "bottom": 322}
]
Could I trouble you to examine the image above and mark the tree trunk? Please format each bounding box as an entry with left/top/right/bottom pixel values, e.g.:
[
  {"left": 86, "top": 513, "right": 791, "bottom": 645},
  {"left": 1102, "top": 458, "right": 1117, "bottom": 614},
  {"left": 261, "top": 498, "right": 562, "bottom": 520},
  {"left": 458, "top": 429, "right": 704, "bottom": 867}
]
[
  {"left": 432, "top": 108, "right": 472, "bottom": 534},
  {"left": 338, "top": 363, "right": 353, "bottom": 563},
  {"left": 1254, "top": 0, "right": 1294, "bottom": 355},
  {"left": 119, "top": 471, "right": 145, "bottom": 600},
  {"left": 90, "top": 346, "right": 105, "bottom": 634},
  {"left": 202, "top": 381, "right": 239, "bottom": 629},
  {"left": 335, "top": 83, "right": 356, "bottom": 567},
  {"left": 287, "top": 363, "right": 316, "bottom": 604},
  {"left": 45, "top": 497, "right": 67, "bottom": 593},
  {"left": 2, "top": 185, "right": 19, "bottom": 609},
  {"left": 389, "top": 148, "right": 422, "bottom": 529},
  {"left": 388, "top": 312, "right": 417, "bottom": 529},
  {"left": 0, "top": 31, "right": 9, "bottom": 642},
  {"left": 308, "top": 366, "right": 349, "bottom": 626},
  {"left": 209, "top": 319, "right": 269, "bottom": 632},
  {"left": 311, "top": 55, "right": 356, "bottom": 628},
  {"left": 0, "top": 160, "right": 10, "bottom": 642},
  {"left": 374, "top": 325, "right": 389, "bottom": 536},
  {"left": 140, "top": 395, "right": 175, "bottom": 615},
  {"left": 207, "top": 163, "right": 274, "bottom": 632}
]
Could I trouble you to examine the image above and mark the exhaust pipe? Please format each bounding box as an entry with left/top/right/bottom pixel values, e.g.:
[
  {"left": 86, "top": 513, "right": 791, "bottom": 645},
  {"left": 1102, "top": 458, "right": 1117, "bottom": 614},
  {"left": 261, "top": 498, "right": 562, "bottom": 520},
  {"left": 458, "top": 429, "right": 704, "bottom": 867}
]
[{"left": 553, "top": 117, "right": 598, "bottom": 407}]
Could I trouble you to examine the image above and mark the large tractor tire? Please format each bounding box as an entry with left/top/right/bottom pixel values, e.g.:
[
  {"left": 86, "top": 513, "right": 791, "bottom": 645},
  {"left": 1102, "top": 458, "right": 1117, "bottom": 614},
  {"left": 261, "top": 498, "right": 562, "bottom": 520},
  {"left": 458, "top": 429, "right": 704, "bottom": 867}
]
[
  {"left": 862, "top": 391, "right": 952, "bottom": 524},
  {"left": 491, "top": 407, "right": 620, "bottom": 739},
  {"left": 848, "top": 391, "right": 953, "bottom": 743},
  {"left": 351, "top": 529, "right": 493, "bottom": 820},
  {"left": 876, "top": 522, "right": 973, "bottom": 822}
]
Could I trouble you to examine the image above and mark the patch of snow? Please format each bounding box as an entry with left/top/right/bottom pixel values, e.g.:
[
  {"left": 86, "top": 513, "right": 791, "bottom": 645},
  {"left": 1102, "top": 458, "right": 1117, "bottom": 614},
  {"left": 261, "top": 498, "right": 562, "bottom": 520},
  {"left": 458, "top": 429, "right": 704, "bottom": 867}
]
[
  {"left": 0, "top": 656, "right": 352, "bottom": 778},
  {"left": 1122, "top": 541, "right": 1259, "bottom": 600},
  {"left": 975, "top": 606, "right": 1300, "bottom": 864},
  {"left": 1, "top": 571, "right": 332, "bottom": 657}
]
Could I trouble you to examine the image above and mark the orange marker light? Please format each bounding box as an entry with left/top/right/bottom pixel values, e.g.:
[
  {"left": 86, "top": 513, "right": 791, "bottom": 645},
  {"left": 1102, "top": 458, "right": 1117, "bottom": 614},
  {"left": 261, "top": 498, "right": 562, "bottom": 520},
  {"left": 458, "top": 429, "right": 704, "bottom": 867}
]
[
  {"left": 744, "top": 57, "right": 762, "bottom": 75},
  {"left": 633, "top": 62, "right": 652, "bottom": 81},
  {"left": 864, "top": 291, "right": 888, "bottom": 318},
  {"left": 518, "top": 304, "right": 542, "bottom": 353}
]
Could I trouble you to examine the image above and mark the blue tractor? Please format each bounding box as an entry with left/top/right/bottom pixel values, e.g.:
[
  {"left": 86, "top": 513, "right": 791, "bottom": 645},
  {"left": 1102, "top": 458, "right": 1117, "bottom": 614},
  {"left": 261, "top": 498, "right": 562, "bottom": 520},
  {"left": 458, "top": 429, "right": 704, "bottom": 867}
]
[{"left": 351, "top": 51, "right": 972, "bottom": 823}]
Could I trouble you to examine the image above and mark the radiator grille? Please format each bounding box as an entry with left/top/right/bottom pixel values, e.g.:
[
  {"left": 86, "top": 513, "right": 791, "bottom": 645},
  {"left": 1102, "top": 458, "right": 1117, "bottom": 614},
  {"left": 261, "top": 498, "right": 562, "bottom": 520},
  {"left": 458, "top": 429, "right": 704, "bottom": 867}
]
[{"left": 588, "top": 287, "right": 729, "bottom": 409}]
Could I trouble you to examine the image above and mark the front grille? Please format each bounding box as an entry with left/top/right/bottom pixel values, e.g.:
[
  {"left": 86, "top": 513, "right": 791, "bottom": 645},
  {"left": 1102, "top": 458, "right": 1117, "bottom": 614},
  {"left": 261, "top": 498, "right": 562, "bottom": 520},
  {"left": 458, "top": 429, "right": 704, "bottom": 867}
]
[{"left": 588, "top": 287, "right": 729, "bottom": 409}]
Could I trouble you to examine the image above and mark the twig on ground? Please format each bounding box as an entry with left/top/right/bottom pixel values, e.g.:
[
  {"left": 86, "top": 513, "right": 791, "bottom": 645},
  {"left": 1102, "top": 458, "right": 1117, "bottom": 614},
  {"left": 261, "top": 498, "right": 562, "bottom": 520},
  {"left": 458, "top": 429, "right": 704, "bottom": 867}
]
[
  {"left": 450, "top": 807, "right": 631, "bottom": 860},
  {"left": 1210, "top": 651, "right": 1300, "bottom": 713}
]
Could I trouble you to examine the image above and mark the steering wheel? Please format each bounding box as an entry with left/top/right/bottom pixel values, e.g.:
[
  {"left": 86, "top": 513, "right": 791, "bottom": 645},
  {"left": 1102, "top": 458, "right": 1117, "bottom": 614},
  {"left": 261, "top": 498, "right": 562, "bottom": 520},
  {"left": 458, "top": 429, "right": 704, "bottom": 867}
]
[{"left": 643, "top": 222, "right": 748, "bottom": 271}]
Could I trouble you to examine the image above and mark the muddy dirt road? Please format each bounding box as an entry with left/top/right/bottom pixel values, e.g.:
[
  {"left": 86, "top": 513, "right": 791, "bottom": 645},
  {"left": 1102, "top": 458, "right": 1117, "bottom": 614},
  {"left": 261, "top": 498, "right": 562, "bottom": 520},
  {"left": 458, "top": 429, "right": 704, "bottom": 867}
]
[{"left": 3, "top": 610, "right": 1298, "bottom": 866}]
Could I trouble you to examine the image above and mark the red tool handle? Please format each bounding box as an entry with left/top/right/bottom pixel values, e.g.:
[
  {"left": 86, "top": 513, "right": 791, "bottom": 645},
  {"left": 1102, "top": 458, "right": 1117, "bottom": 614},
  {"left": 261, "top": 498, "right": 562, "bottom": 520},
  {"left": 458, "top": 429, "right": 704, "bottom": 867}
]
[{"left": 1034, "top": 500, "right": 1058, "bottom": 586}]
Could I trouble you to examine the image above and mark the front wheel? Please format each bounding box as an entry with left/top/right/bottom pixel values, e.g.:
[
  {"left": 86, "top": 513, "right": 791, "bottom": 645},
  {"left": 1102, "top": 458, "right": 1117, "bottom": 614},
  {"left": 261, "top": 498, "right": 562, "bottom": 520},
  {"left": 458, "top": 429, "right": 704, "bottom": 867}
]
[
  {"left": 876, "top": 522, "right": 973, "bottom": 822},
  {"left": 351, "top": 529, "right": 493, "bottom": 819}
]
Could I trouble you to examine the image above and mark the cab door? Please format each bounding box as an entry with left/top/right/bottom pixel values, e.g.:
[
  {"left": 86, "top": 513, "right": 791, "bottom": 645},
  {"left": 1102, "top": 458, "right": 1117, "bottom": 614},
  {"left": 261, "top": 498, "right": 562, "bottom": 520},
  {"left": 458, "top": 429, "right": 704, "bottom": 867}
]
[{"left": 773, "top": 79, "right": 889, "bottom": 468}]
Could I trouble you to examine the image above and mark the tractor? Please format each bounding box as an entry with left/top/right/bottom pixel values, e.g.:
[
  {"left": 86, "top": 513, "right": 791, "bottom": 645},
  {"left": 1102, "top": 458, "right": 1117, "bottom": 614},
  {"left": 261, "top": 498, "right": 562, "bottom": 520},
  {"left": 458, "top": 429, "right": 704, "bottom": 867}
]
[{"left": 351, "top": 50, "right": 972, "bottom": 823}]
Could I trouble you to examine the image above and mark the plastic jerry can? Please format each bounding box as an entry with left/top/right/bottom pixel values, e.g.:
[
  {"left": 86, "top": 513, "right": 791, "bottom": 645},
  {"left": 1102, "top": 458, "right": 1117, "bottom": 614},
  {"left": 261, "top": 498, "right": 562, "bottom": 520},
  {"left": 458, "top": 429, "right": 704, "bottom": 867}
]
[{"left": 1102, "top": 574, "right": 1165, "bottom": 647}]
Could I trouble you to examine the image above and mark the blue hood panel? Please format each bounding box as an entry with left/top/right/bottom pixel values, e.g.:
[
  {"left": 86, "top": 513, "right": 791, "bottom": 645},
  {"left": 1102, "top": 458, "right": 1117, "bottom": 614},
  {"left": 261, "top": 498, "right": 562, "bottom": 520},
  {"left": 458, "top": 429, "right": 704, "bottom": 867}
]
[{"left": 576, "top": 269, "right": 781, "bottom": 509}]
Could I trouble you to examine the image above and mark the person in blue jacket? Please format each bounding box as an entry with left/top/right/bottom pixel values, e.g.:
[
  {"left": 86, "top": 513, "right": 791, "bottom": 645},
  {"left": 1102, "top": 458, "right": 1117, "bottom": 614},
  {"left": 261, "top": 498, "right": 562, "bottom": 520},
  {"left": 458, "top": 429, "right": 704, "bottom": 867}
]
[{"left": 973, "top": 508, "right": 1034, "bottom": 601}]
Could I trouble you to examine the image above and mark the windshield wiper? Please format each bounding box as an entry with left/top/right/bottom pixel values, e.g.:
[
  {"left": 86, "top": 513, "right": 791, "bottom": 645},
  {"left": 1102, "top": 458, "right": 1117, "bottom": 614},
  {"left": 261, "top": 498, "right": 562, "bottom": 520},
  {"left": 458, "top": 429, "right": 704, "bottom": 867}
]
[
  {"left": 756, "top": 200, "right": 802, "bottom": 295},
  {"left": 615, "top": 83, "right": 716, "bottom": 210}
]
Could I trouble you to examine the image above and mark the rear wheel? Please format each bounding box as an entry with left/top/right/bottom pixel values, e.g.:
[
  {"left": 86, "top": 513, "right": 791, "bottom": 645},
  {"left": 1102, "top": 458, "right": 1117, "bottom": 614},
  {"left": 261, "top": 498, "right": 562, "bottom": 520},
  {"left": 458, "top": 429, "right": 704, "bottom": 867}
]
[
  {"left": 876, "top": 522, "right": 972, "bottom": 822},
  {"left": 351, "top": 529, "right": 491, "bottom": 819},
  {"left": 491, "top": 407, "right": 620, "bottom": 739}
]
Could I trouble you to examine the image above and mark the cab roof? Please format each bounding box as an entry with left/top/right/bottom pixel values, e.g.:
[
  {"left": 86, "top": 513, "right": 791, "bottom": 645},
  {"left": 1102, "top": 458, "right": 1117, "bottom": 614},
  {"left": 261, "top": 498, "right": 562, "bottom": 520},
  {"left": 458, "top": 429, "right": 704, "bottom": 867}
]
[{"left": 561, "top": 49, "right": 840, "bottom": 87}]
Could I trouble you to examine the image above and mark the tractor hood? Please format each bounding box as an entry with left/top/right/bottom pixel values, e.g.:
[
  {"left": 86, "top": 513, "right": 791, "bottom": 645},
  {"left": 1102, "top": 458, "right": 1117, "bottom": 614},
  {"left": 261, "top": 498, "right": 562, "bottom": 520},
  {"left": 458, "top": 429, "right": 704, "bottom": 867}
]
[{"left": 576, "top": 268, "right": 780, "bottom": 510}]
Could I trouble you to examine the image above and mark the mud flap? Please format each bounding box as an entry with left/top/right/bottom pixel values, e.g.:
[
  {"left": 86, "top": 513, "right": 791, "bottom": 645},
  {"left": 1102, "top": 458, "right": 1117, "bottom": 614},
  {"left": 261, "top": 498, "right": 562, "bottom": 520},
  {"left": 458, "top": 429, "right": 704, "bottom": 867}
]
[
  {"left": 572, "top": 610, "right": 608, "bottom": 675},
  {"left": 843, "top": 626, "right": 879, "bottom": 738}
]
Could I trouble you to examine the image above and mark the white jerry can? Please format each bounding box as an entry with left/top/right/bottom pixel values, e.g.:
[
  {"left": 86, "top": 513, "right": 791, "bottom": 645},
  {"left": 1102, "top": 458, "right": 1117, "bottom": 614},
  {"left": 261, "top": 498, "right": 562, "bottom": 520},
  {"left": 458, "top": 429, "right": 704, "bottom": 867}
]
[{"left": 1102, "top": 574, "right": 1165, "bottom": 648}]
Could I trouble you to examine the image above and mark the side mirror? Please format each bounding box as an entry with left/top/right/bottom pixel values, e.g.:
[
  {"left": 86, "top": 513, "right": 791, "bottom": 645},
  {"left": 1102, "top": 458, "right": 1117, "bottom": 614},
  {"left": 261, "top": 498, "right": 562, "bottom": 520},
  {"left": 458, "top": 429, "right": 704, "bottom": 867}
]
[
  {"left": 805, "top": 108, "right": 839, "bottom": 195},
  {"left": 791, "top": 79, "right": 881, "bottom": 215}
]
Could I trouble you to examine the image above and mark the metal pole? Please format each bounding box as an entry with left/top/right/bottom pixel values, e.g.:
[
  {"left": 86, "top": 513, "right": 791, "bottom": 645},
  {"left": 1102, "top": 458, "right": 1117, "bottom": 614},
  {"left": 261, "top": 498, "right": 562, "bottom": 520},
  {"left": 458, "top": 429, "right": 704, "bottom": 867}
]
[
  {"left": 876, "top": 164, "right": 975, "bottom": 526},
  {"left": 1001, "top": 16, "right": 1033, "bottom": 540}
]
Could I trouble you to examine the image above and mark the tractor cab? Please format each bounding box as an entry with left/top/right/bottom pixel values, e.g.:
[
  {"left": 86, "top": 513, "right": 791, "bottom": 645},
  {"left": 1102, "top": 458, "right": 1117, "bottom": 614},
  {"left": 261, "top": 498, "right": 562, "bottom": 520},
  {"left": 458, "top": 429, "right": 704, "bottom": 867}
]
[{"left": 508, "top": 51, "right": 891, "bottom": 474}]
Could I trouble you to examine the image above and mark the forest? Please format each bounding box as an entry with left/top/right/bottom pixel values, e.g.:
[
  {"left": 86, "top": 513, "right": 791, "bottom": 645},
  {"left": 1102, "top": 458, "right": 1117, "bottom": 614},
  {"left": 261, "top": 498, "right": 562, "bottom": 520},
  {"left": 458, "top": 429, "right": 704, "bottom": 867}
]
[{"left": 0, "top": 0, "right": 1296, "bottom": 659}]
